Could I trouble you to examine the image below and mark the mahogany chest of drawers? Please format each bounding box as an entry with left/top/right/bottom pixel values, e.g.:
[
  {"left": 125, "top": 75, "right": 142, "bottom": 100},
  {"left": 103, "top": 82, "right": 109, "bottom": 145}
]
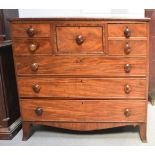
[{"left": 9, "top": 18, "right": 149, "bottom": 142}]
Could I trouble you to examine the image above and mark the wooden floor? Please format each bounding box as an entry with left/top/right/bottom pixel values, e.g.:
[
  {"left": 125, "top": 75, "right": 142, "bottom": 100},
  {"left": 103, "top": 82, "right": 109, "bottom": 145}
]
[{"left": 0, "top": 103, "right": 154, "bottom": 146}]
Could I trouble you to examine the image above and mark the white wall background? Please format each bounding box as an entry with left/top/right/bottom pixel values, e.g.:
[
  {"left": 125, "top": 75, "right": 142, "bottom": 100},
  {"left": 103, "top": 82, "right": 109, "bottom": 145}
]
[{"left": 19, "top": 9, "right": 145, "bottom": 18}]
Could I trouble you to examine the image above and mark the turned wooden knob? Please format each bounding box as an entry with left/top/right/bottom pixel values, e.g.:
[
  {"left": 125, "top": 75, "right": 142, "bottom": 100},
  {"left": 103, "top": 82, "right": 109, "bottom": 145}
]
[
  {"left": 75, "top": 35, "right": 84, "bottom": 45},
  {"left": 124, "top": 42, "right": 131, "bottom": 55},
  {"left": 124, "top": 108, "right": 131, "bottom": 117},
  {"left": 30, "top": 63, "right": 39, "bottom": 72},
  {"left": 124, "top": 84, "right": 132, "bottom": 94},
  {"left": 124, "top": 27, "right": 131, "bottom": 38},
  {"left": 29, "top": 43, "right": 38, "bottom": 52},
  {"left": 27, "top": 26, "right": 36, "bottom": 37},
  {"left": 32, "top": 84, "right": 41, "bottom": 93},
  {"left": 124, "top": 64, "right": 132, "bottom": 73},
  {"left": 35, "top": 107, "right": 43, "bottom": 116}
]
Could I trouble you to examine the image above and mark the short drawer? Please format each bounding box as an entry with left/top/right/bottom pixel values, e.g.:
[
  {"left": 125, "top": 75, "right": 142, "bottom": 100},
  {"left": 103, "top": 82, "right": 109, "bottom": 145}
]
[
  {"left": 12, "top": 39, "right": 52, "bottom": 55},
  {"left": 56, "top": 26, "right": 104, "bottom": 54},
  {"left": 108, "top": 24, "right": 147, "bottom": 37},
  {"left": 11, "top": 23, "right": 50, "bottom": 38},
  {"left": 20, "top": 99, "right": 146, "bottom": 122},
  {"left": 108, "top": 40, "right": 147, "bottom": 56},
  {"left": 15, "top": 56, "right": 147, "bottom": 76},
  {"left": 18, "top": 77, "right": 146, "bottom": 99}
]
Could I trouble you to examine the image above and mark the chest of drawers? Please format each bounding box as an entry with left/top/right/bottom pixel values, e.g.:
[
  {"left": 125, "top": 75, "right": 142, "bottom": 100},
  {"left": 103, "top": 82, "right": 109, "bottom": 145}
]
[{"left": 9, "top": 18, "right": 149, "bottom": 142}]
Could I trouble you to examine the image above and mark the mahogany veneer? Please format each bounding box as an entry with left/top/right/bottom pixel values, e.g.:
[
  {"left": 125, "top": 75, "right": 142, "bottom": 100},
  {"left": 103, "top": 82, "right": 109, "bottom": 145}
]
[
  {"left": 9, "top": 18, "right": 149, "bottom": 142},
  {"left": 15, "top": 56, "right": 146, "bottom": 76}
]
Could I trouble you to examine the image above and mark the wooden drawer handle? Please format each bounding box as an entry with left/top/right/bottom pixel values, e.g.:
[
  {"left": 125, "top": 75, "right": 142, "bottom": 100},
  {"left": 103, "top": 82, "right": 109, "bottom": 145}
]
[
  {"left": 75, "top": 35, "right": 84, "bottom": 45},
  {"left": 29, "top": 43, "right": 39, "bottom": 53},
  {"left": 31, "top": 63, "right": 39, "bottom": 72},
  {"left": 124, "top": 108, "right": 131, "bottom": 117},
  {"left": 35, "top": 107, "right": 43, "bottom": 116},
  {"left": 32, "top": 84, "right": 41, "bottom": 93},
  {"left": 124, "top": 64, "right": 132, "bottom": 73},
  {"left": 27, "top": 26, "right": 36, "bottom": 37},
  {"left": 124, "top": 42, "right": 131, "bottom": 55},
  {"left": 124, "top": 27, "right": 131, "bottom": 38},
  {"left": 124, "top": 84, "right": 132, "bottom": 94}
]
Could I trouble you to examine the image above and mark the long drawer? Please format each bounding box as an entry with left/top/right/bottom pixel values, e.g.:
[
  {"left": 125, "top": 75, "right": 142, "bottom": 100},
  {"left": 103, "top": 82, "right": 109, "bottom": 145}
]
[
  {"left": 18, "top": 77, "right": 146, "bottom": 98},
  {"left": 20, "top": 99, "right": 146, "bottom": 122},
  {"left": 15, "top": 56, "right": 147, "bottom": 76}
]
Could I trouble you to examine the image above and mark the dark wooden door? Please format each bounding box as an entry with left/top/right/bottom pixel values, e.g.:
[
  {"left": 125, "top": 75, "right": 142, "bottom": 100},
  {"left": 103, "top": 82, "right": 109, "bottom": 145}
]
[
  {"left": 0, "top": 9, "right": 19, "bottom": 40},
  {"left": 145, "top": 9, "right": 155, "bottom": 105},
  {"left": 0, "top": 55, "right": 8, "bottom": 127},
  {"left": 0, "top": 57, "right": 4, "bottom": 127},
  {"left": 0, "top": 42, "right": 21, "bottom": 139}
]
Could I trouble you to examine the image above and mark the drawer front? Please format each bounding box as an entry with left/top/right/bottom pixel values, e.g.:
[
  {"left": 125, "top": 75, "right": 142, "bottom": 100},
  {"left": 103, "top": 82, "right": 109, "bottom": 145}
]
[
  {"left": 11, "top": 24, "right": 50, "bottom": 37},
  {"left": 18, "top": 78, "right": 146, "bottom": 98},
  {"left": 15, "top": 56, "right": 146, "bottom": 76},
  {"left": 108, "top": 40, "right": 147, "bottom": 56},
  {"left": 13, "top": 39, "right": 52, "bottom": 55},
  {"left": 56, "top": 27, "right": 103, "bottom": 53},
  {"left": 20, "top": 99, "right": 146, "bottom": 122},
  {"left": 108, "top": 24, "right": 147, "bottom": 37}
]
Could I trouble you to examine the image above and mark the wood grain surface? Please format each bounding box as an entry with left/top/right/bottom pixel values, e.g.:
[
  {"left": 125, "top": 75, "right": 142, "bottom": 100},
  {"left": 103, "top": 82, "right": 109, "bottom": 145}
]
[
  {"left": 108, "top": 23, "right": 147, "bottom": 37},
  {"left": 18, "top": 77, "right": 146, "bottom": 98},
  {"left": 56, "top": 26, "right": 103, "bottom": 53},
  {"left": 20, "top": 99, "right": 146, "bottom": 122},
  {"left": 12, "top": 38, "right": 52, "bottom": 55},
  {"left": 108, "top": 40, "right": 147, "bottom": 56},
  {"left": 11, "top": 23, "right": 51, "bottom": 38},
  {"left": 15, "top": 56, "right": 146, "bottom": 76}
]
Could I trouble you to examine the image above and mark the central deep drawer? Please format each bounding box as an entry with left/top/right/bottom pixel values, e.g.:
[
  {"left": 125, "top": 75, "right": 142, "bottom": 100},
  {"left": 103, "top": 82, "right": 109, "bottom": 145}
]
[{"left": 56, "top": 26, "right": 104, "bottom": 53}]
